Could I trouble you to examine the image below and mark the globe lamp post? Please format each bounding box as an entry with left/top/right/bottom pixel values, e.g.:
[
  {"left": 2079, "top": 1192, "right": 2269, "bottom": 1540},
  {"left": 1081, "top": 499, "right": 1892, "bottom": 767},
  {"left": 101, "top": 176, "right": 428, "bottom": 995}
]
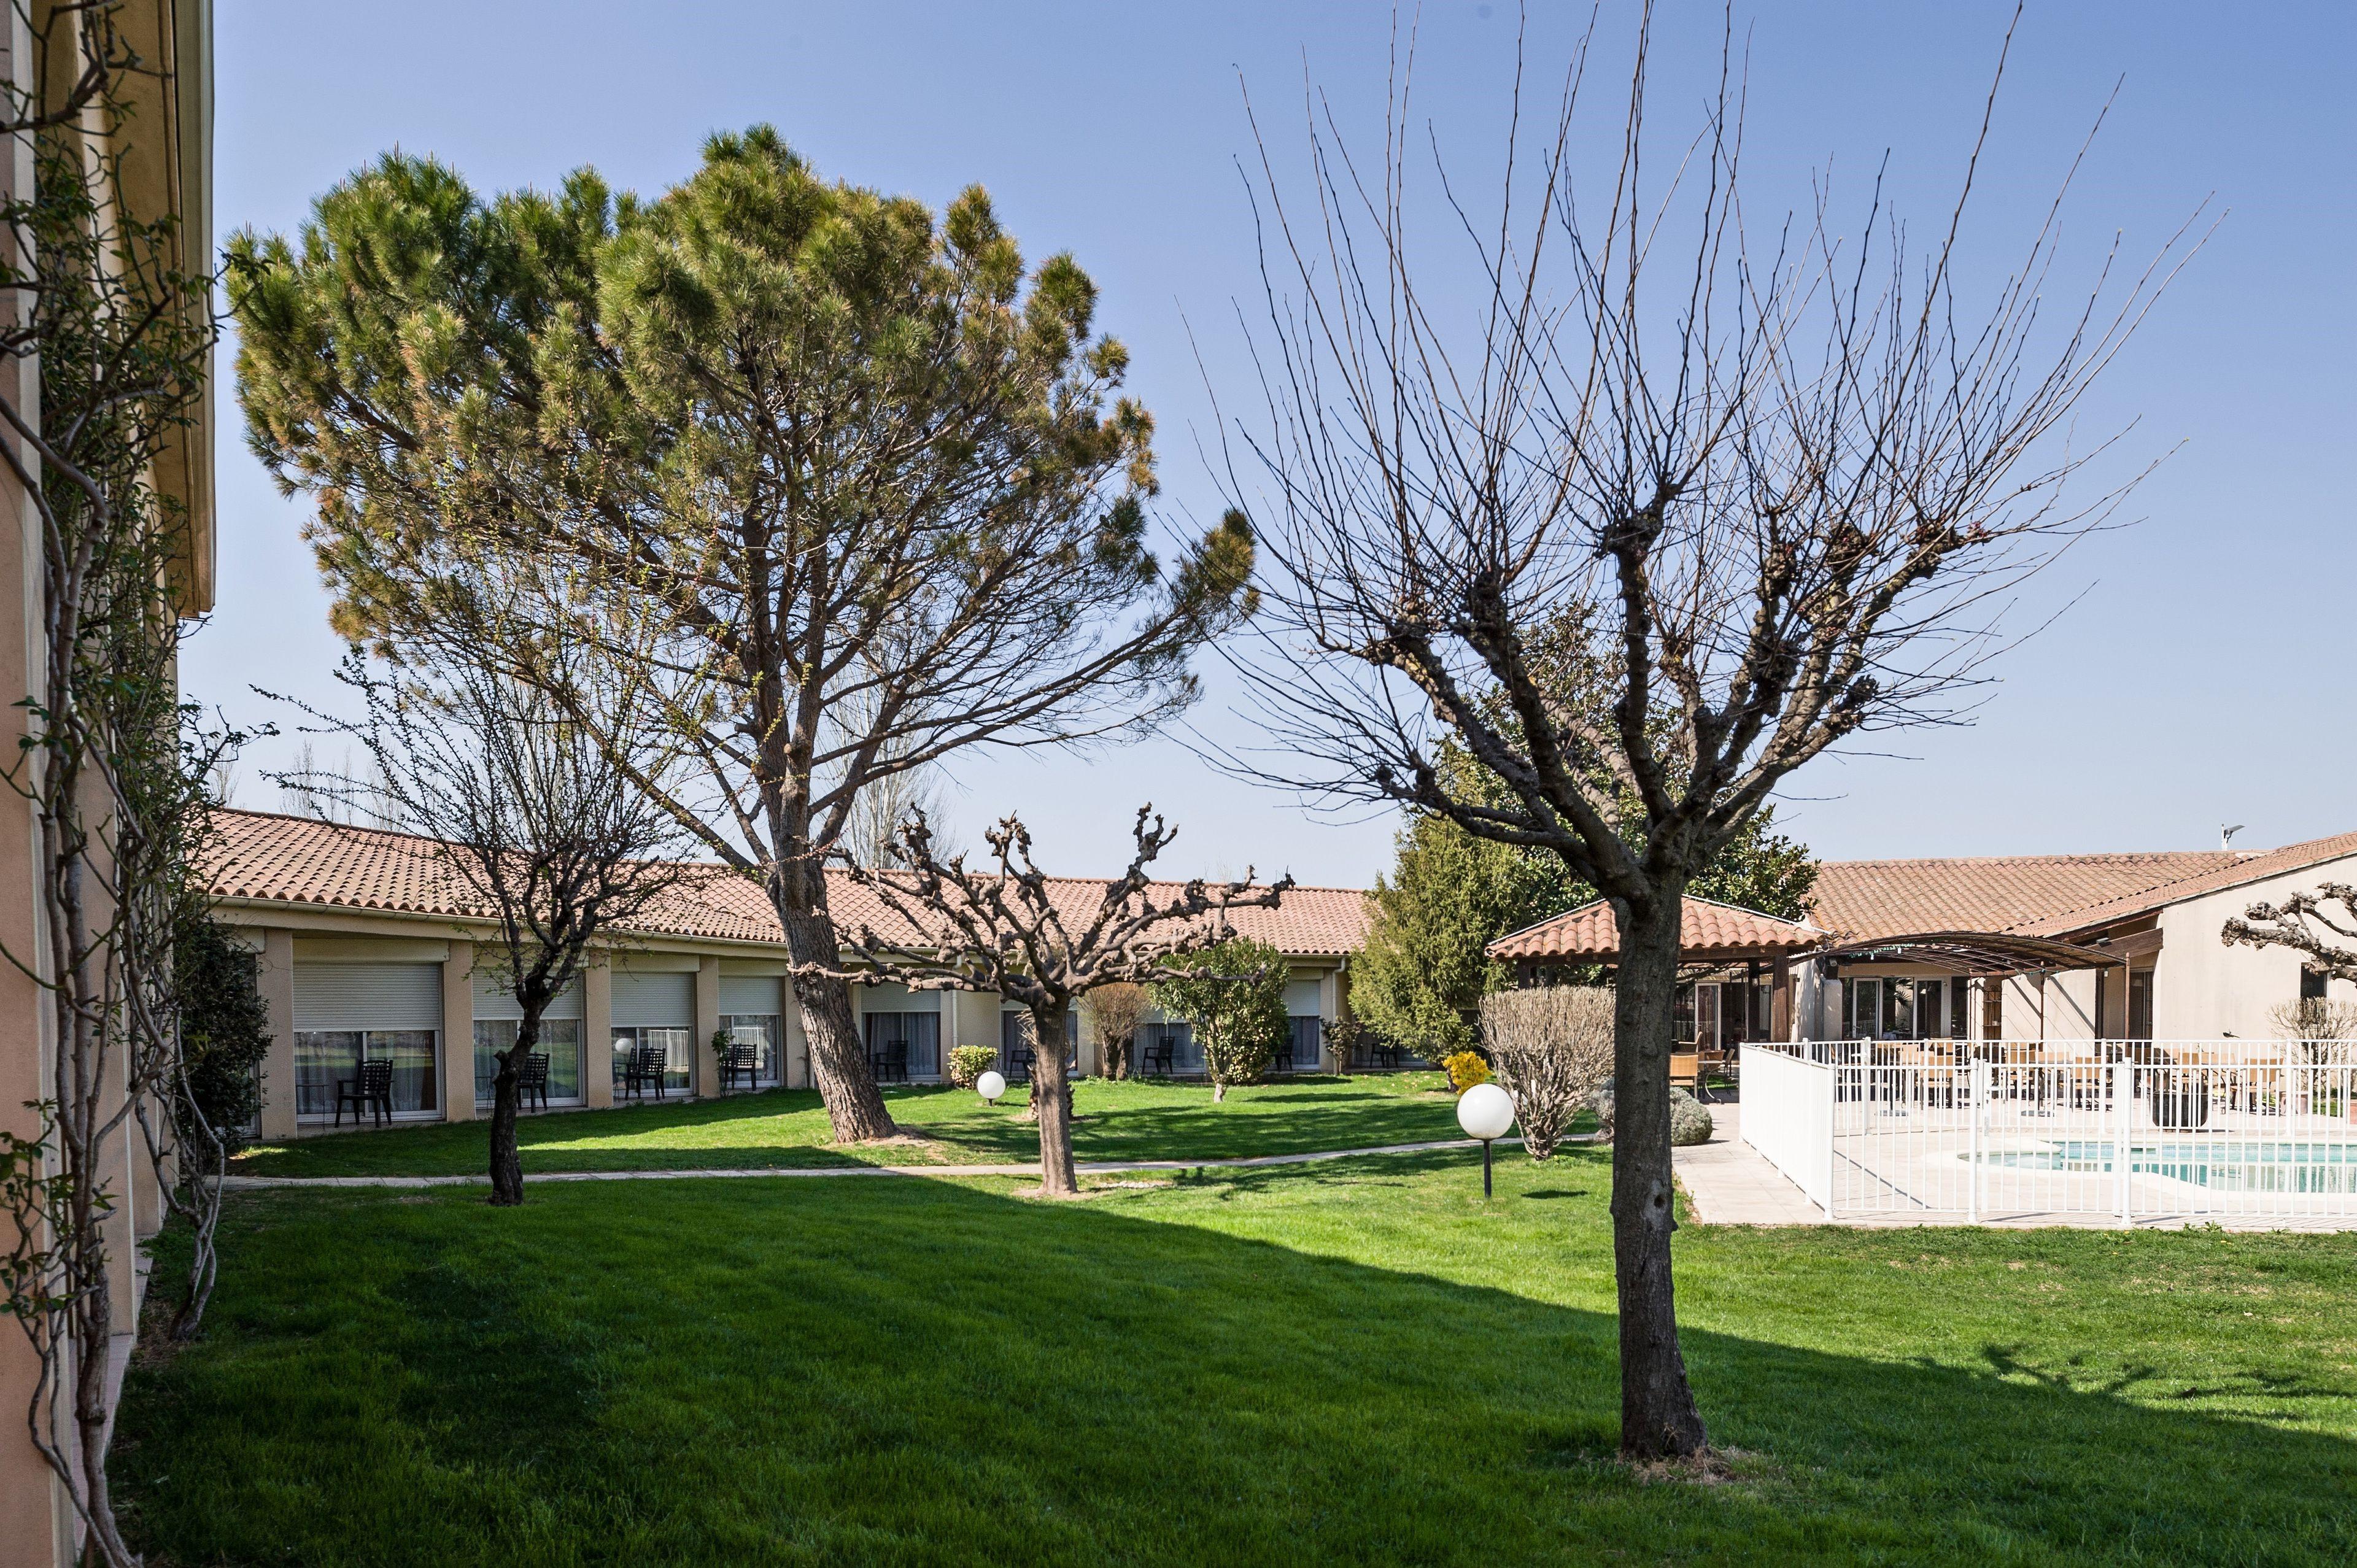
[
  {"left": 1456, "top": 1081, "right": 1515, "bottom": 1197},
  {"left": 977, "top": 1070, "right": 1007, "bottom": 1107}
]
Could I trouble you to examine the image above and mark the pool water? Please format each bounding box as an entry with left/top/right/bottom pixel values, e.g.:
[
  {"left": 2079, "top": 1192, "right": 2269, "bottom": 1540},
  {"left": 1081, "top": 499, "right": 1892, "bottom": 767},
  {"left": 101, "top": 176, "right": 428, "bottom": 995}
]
[{"left": 1978, "top": 1140, "right": 2357, "bottom": 1193}]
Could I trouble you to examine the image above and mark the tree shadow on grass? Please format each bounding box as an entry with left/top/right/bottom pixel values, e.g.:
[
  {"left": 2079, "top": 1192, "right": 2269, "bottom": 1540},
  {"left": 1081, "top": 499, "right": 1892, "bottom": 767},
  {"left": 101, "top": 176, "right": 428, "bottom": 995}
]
[{"left": 116, "top": 1173, "right": 2357, "bottom": 1567}]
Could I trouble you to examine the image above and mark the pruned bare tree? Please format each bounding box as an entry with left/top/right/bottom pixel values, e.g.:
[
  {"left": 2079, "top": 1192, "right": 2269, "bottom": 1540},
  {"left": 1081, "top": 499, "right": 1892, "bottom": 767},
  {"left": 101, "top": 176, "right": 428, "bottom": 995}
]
[
  {"left": 1482, "top": 986, "right": 1616, "bottom": 1159},
  {"left": 2229, "top": 889, "right": 2357, "bottom": 1064},
  {"left": 268, "top": 626, "right": 691, "bottom": 1205},
  {"left": 1217, "top": 6, "right": 2198, "bottom": 1458},
  {"left": 824, "top": 808, "right": 1290, "bottom": 1195},
  {"left": 2227, "top": 886, "right": 2357, "bottom": 986}
]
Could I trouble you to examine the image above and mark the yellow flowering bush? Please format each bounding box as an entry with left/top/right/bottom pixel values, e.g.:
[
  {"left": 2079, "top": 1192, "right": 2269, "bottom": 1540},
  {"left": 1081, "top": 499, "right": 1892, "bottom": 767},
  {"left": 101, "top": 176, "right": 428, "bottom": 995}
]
[{"left": 1441, "top": 1050, "right": 1491, "bottom": 1093}]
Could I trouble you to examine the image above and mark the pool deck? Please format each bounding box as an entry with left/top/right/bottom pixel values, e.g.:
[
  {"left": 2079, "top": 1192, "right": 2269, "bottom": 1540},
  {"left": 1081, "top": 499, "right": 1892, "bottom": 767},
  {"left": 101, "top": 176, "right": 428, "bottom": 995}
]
[{"left": 1674, "top": 1105, "right": 2357, "bottom": 1233}]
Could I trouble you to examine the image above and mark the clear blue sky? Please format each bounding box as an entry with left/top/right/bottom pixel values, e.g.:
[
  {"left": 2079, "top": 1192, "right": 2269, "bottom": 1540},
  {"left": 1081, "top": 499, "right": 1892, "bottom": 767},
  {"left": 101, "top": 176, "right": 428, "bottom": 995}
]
[{"left": 186, "top": 1, "right": 2356, "bottom": 887}]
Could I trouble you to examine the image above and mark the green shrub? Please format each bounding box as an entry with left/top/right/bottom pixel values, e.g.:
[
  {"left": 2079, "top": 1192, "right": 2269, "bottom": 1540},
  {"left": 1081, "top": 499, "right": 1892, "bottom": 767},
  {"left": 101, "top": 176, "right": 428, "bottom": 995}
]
[
  {"left": 946, "top": 1045, "right": 998, "bottom": 1089},
  {"left": 1151, "top": 938, "right": 1288, "bottom": 1103},
  {"left": 175, "top": 916, "right": 273, "bottom": 1172},
  {"left": 1441, "top": 1051, "right": 1490, "bottom": 1093}
]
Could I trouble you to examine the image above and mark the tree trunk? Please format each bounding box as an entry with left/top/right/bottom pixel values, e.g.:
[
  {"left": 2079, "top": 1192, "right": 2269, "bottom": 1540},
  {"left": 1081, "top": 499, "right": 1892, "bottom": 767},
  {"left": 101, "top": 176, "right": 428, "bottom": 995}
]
[
  {"left": 779, "top": 908, "right": 899, "bottom": 1141},
  {"left": 1609, "top": 891, "right": 1709, "bottom": 1461},
  {"left": 1031, "top": 1000, "right": 1078, "bottom": 1196},
  {"left": 488, "top": 1014, "right": 537, "bottom": 1207}
]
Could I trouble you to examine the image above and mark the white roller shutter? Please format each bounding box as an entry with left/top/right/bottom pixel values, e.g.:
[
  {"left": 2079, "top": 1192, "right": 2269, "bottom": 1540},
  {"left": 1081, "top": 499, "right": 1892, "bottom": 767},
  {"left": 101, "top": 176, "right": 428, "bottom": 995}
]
[
  {"left": 719, "top": 975, "right": 783, "bottom": 1015},
  {"left": 1284, "top": 979, "right": 1323, "bottom": 1016},
  {"left": 471, "top": 968, "right": 585, "bottom": 1021},
  {"left": 613, "top": 971, "right": 694, "bottom": 1029},
  {"left": 294, "top": 963, "right": 443, "bottom": 1031}
]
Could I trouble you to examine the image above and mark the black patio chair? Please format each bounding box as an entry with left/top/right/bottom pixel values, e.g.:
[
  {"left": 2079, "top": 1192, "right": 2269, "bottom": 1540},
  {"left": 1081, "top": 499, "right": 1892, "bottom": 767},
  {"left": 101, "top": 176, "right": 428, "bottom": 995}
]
[
  {"left": 516, "top": 1051, "right": 551, "bottom": 1113},
  {"left": 1004, "top": 1044, "right": 1034, "bottom": 1085},
  {"left": 870, "top": 1040, "right": 909, "bottom": 1084},
  {"left": 719, "top": 1041, "right": 761, "bottom": 1092},
  {"left": 334, "top": 1059, "right": 395, "bottom": 1129},
  {"left": 1142, "top": 1038, "right": 1175, "bottom": 1077},
  {"left": 621, "top": 1041, "right": 669, "bottom": 1102}
]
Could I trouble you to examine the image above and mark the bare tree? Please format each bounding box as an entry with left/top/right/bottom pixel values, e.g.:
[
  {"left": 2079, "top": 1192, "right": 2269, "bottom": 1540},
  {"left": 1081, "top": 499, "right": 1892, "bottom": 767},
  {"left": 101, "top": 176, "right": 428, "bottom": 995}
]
[
  {"left": 1220, "top": 7, "right": 2196, "bottom": 1458},
  {"left": 2229, "top": 889, "right": 2357, "bottom": 1062},
  {"left": 1482, "top": 986, "right": 1616, "bottom": 1159},
  {"left": 1091, "top": 981, "right": 1151, "bottom": 1080},
  {"left": 826, "top": 808, "right": 1290, "bottom": 1195},
  {"left": 2227, "top": 886, "right": 2357, "bottom": 986},
  {"left": 269, "top": 631, "right": 690, "bottom": 1205}
]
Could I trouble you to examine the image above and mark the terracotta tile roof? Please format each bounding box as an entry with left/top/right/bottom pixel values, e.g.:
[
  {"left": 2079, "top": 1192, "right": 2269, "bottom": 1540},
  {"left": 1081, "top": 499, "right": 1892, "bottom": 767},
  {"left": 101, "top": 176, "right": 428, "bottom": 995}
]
[
  {"left": 203, "top": 809, "right": 1372, "bottom": 959},
  {"left": 1807, "top": 851, "right": 2235, "bottom": 942},
  {"left": 1810, "top": 832, "right": 2357, "bottom": 943},
  {"left": 1487, "top": 897, "right": 1821, "bottom": 962},
  {"left": 2013, "top": 829, "right": 2357, "bottom": 938}
]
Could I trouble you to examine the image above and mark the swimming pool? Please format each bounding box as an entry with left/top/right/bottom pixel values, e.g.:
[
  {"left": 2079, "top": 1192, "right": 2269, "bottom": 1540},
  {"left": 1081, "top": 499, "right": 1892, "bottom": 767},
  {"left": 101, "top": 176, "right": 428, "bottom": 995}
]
[{"left": 1978, "top": 1140, "right": 2357, "bottom": 1193}]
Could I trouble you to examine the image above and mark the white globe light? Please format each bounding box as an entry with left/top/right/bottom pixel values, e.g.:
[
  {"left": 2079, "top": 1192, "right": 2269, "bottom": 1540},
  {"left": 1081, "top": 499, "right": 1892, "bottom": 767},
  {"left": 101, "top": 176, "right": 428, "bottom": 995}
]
[
  {"left": 976, "top": 1070, "right": 1007, "bottom": 1104},
  {"left": 1457, "top": 1081, "right": 1515, "bottom": 1142}
]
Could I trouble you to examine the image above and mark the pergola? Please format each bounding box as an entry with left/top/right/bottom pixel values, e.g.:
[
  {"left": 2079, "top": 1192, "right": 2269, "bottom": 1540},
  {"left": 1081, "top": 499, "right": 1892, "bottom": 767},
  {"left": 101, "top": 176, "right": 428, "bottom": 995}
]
[
  {"left": 1808, "top": 931, "right": 2119, "bottom": 975},
  {"left": 1487, "top": 903, "right": 2132, "bottom": 1044}
]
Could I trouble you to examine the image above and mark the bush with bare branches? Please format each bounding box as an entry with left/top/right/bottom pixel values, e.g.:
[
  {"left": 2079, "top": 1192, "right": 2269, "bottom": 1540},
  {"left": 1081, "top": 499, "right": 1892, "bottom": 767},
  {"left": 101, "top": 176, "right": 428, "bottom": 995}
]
[
  {"left": 1482, "top": 987, "right": 1616, "bottom": 1160},
  {"left": 1090, "top": 981, "right": 1151, "bottom": 1080}
]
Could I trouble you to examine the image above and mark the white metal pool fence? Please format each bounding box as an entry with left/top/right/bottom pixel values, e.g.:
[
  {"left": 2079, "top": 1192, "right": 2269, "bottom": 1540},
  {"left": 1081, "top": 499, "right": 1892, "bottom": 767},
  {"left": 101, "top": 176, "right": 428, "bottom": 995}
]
[{"left": 1739, "top": 1040, "right": 2357, "bottom": 1225}]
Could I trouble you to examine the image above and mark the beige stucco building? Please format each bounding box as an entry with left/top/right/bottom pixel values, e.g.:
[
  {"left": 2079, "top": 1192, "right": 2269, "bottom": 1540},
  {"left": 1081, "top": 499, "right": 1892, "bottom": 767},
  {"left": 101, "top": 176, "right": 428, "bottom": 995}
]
[
  {"left": 201, "top": 810, "right": 1372, "bottom": 1140},
  {"left": 1493, "top": 831, "right": 2357, "bottom": 1054},
  {"left": 2, "top": 4, "right": 212, "bottom": 1564}
]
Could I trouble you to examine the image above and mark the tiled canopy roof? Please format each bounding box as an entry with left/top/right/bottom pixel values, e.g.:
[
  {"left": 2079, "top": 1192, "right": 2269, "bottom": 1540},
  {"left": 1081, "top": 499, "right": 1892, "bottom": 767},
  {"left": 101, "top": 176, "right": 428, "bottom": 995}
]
[
  {"left": 1487, "top": 897, "right": 1821, "bottom": 962},
  {"left": 202, "top": 809, "right": 1373, "bottom": 958}
]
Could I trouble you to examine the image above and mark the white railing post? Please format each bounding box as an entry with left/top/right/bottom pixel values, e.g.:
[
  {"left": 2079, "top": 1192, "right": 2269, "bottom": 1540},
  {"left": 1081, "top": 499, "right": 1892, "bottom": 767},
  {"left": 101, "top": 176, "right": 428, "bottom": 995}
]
[
  {"left": 2113, "top": 1060, "right": 2132, "bottom": 1227},
  {"left": 1822, "top": 1060, "right": 1838, "bottom": 1220},
  {"left": 1967, "top": 1058, "right": 1984, "bottom": 1224}
]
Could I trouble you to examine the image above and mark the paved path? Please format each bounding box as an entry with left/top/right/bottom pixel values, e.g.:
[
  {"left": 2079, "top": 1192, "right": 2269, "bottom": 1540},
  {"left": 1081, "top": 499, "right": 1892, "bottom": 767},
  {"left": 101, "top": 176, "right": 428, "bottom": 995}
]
[
  {"left": 220, "top": 1136, "right": 1528, "bottom": 1191},
  {"left": 1672, "top": 1105, "right": 1831, "bottom": 1226}
]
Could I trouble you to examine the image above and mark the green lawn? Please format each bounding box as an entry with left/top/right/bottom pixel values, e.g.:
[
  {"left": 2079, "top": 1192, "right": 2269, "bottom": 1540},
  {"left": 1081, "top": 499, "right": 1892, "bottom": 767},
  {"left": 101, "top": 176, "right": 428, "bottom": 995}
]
[
  {"left": 118, "top": 1148, "right": 2357, "bottom": 1565},
  {"left": 228, "top": 1074, "right": 1469, "bottom": 1178}
]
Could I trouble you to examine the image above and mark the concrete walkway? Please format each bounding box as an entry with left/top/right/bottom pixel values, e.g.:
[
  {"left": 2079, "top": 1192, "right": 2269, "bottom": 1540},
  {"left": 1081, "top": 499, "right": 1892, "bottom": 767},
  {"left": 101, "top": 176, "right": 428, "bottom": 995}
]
[
  {"left": 220, "top": 1136, "right": 1525, "bottom": 1191},
  {"left": 1672, "top": 1105, "right": 1830, "bottom": 1226}
]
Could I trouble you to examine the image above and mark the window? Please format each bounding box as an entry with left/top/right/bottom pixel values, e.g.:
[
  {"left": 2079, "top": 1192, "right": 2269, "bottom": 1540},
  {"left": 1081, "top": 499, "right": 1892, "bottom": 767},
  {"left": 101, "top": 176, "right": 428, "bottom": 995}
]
[
  {"left": 1282, "top": 1015, "right": 1322, "bottom": 1071},
  {"left": 1143, "top": 1019, "right": 1199, "bottom": 1073},
  {"left": 1950, "top": 981, "right": 1970, "bottom": 1040},
  {"left": 721, "top": 1014, "right": 781, "bottom": 1086},
  {"left": 999, "top": 1010, "right": 1081, "bottom": 1073},
  {"left": 1674, "top": 984, "right": 1698, "bottom": 1043},
  {"left": 1694, "top": 984, "right": 1721, "bottom": 1049},
  {"left": 1883, "top": 979, "right": 1914, "bottom": 1040},
  {"left": 474, "top": 1018, "right": 584, "bottom": 1107},
  {"left": 864, "top": 1011, "right": 940, "bottom": 1079},
  {"left": 611, "top": 1025, "right": 694, "bottom": 1091},
  {"left": 296, "top": 1030, "right": 438, "bottom": 1118},
  {"left": 1983, "top": 980, "right": 2003, "bottom": 1041},
  {"left": 2302, "top": 967, "right": 2328, "bottom": 1002},
  {"left": 1845, "top": 977, "right": 1878, "bottom": 1041},
  {"left": 2128, "top": 970, "right": 2154, "bottom": 1041},
  {"left": 1914, "top": 980, "right": 1945, "bottom": 1039}
]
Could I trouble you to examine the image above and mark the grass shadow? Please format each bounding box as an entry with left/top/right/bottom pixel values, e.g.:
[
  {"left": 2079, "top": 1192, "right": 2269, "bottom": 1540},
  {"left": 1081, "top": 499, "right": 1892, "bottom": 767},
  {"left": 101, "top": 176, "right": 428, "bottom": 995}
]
[{"left": 115, "top": 1161, "right": 2357, "bottom": 1566}]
